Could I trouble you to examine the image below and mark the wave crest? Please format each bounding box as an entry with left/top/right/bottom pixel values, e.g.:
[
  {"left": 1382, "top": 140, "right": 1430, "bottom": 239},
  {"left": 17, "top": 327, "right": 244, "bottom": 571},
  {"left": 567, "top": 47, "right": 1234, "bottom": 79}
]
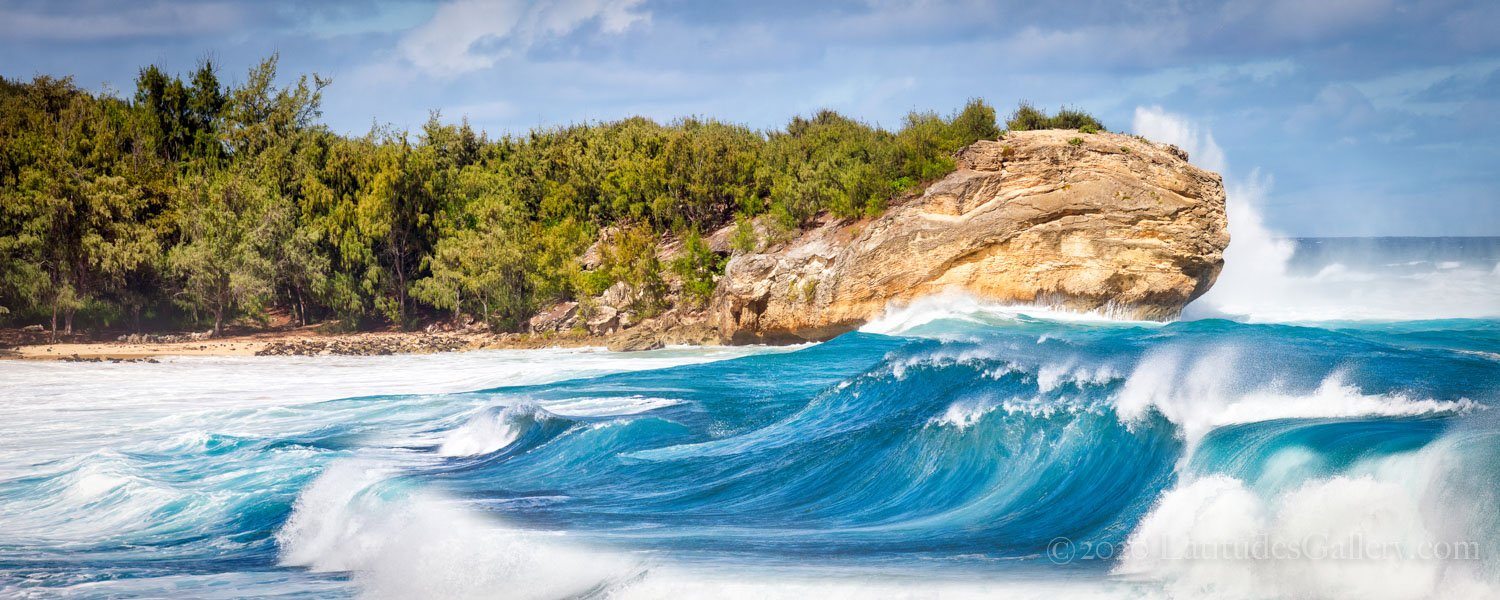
[{"left": 277, "top": 460, "right": 643, "bottom": 599}]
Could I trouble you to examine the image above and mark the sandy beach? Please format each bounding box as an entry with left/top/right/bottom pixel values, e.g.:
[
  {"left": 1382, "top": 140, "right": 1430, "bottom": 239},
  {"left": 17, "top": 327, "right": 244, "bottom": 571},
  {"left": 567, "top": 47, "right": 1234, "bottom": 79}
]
[{"left": 0, "top": 329, "right": 603, "bottom": 361}]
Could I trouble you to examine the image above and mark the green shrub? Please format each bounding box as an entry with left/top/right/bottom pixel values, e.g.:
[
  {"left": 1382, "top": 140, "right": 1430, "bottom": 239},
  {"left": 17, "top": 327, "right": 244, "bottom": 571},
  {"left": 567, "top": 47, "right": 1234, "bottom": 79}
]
[
  {"left": 670, "top": 229, "right": 723, "bottom": 307},
  {"left": 1068, "top": 137, "right": 1084, "bottom": 147},
  {"left": 1006, "top": 101, "right": 1107, "bottom": 132},
  {"left": 600, "top": 224, "right": 667, "bottom": 314},
  {"left": 730, "top": 217, "right": 758, "bottom": 253},
  {"left": 1051, "top": 108, "right": 1105, "bottom": 131},
  {"left": 799, "top": 279, "right": 819, "bottom": 303},
  {"left": 1005, "top": 101, "right": 1050, "bottom": 131}
]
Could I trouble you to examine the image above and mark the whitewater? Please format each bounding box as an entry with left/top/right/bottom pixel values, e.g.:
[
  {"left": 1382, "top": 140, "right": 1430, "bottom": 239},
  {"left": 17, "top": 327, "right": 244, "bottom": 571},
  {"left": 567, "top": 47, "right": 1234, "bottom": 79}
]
[
  {"left": 2, "top": 236, "right": 1496, "bottom": 600},
  {"left": 4, "top": 116, "right": 1499, "bottom": 599}
]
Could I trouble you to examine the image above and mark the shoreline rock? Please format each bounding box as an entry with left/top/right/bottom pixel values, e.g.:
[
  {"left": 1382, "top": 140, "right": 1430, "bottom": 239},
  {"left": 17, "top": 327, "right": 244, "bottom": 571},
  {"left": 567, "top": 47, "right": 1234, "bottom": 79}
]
[
  {"left": 710, "top": 130, "right": 1228, "bottom": 342},
  {"left": 254, "top": 334, "right": 471, "bottom": 356}
]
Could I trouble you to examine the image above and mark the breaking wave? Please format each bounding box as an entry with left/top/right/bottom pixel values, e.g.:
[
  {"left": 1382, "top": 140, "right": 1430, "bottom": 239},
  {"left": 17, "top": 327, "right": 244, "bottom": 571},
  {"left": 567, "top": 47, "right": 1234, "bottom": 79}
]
[{"left": 2, "top": 242, "right": 1498, "bottom": 599}]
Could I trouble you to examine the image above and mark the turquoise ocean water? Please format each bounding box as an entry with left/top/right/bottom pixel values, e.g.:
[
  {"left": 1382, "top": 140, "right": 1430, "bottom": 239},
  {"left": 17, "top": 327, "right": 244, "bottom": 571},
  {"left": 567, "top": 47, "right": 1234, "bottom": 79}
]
[{"left": 2, "top": 238, "right": 1498, "bottom": 599}]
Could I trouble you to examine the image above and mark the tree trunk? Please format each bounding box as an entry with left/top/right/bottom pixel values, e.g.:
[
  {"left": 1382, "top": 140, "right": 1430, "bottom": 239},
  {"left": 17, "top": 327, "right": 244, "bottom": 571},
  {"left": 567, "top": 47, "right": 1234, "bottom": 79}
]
[
  {"left": 214, "top": 281, "right": 226, "bottom": 336},
  {"left": 64, "top": 309, "right": 74, "bottom": 335},
  {"left": 294, "top": 288, "right": 305, "bottom": 326},
  {"left": 50, "top": 301, "right": 58, "bottom": 342},
  {"left": 395, "top": 264, "right": 407, "bottom": 326},
  {"left": 392, "top": 236, "right": 409, "bottom": 328}
]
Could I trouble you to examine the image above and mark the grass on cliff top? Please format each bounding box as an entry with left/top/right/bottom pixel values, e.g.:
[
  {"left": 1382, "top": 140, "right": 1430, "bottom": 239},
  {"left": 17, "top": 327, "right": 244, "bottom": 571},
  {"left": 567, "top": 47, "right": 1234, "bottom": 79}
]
[{"left": 1006, "top": 101, "right": 1107, "bottom": 133}]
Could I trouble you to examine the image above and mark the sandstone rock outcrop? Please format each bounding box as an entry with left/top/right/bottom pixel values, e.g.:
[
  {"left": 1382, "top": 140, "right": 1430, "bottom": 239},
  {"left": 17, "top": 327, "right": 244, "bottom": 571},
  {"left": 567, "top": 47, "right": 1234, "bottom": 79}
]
[{"left": 710, "top": 129, "right": 1229, "bottom": 343}]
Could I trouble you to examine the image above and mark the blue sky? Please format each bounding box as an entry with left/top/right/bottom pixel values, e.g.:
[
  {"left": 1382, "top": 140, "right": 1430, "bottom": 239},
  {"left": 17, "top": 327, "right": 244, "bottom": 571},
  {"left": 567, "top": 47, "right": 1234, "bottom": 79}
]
[{"left": 3, "top": 0, "right": 1498, "bottom": 236}]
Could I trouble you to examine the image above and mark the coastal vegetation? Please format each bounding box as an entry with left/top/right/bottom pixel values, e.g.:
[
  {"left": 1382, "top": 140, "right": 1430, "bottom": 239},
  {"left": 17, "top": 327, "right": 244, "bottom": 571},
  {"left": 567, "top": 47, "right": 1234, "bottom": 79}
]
[
  {"left": 1005, "top": 101, "right": 1107, "bottom": 133},
  {"left": 0, "top": 56, "right": 1103, "bottom": 337}
]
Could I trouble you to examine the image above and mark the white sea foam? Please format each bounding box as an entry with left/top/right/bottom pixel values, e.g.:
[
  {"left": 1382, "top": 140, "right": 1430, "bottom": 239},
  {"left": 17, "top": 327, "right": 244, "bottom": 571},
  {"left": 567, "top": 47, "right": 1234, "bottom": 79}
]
[
  {"left": 6, "top": 455, "right": 187, "bottom": 542},
  {"left": 438, "top": 403, "right": 546, "bottom": 457},
  {"left": 543, "top": 395, "right": 683, "bottom": 417},
  {"left": 1112, "top": 349, "right": 1478, "bottom": 444},
  {"left": 1036, "top": 359, "right": 1121, "bottom": 393},
  {"left": 0, "top": 346, "right": 777, "bottom": 557},
  {"left": 0, "top": 347, "right": 772, "bottom": 476},
  {"left": 928, "top": 399, "right": 1001, "bottom": 430},
  {"left": 277, "top": 460, "right": 642, "bottom": 600},
  {"left": 6, "top": 572, "right": 355, "bottom": 598},
  {"left": 908, "top": 342, "right": 1477, "bottom": 444},
  {"left": 885, "top": 345, "right": 1018, "bottom": 381},
  {"left": 609, "top": 570, "right": 1131, "bottom": 599},
  {"left": 1118, "top": 441, "right": 1499, "bottom": 600},
  {"left": 927, "top": 357, "right": 1115, "bottom": 430},
  {"left": 279, "top": 460, "right": 1148, "bottom": 599},
  {"left": 1133, "top": 107, "right": 1500, "bottom": 324},
  {"left": 861, "top": 291, "right": 1151, "bottom": 336},
  {"left": 434, "top": 395, "right": 685, "bottom": 457},
  {"left": 1188, "top": 247, "right": 1500, "bottom": 322},
  {"left": 281, "top": 443, "right": 1499, "bottom": 600}
]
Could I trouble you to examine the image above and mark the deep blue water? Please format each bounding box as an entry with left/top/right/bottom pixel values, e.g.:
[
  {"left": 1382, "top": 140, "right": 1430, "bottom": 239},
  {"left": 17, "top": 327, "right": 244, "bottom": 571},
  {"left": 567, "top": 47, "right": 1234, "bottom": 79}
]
[{"left": 1, "top": 238, "right": 1498, "bottom": 599}]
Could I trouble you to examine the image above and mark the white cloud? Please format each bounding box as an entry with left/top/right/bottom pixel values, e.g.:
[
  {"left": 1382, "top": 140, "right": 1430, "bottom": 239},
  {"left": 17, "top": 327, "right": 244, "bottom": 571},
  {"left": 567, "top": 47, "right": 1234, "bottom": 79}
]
[
  {"left": 1132, "top": 106, "right": 1227, "bottom": 173},
  {"left": 399, "top": 0, "right": 649, "bottom": 77}
]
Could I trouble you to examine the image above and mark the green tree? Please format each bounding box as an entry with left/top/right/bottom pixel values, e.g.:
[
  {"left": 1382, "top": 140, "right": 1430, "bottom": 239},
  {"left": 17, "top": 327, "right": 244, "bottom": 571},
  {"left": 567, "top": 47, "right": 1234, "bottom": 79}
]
[
  {"left": 413, "top": 168, "right": 533, "bottom": 328},
  {"left": 134, "top": 59, "right": 225, "bottom": 164},
  {"left": 222, "top": 54, "right": 327, "bottom": 160},
  {"left": 0, "top": 77, "right": 160, "bottom": 336},
  {"left": 168, "top": 171, "right": 275, "bottom": 334}
]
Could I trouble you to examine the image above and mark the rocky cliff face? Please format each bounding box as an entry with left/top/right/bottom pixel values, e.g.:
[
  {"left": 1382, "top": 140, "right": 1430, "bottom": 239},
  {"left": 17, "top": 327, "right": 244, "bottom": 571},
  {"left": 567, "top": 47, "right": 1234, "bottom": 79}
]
[{"left": 709, "top": 130, "right": 1229, "bottom": 343}]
